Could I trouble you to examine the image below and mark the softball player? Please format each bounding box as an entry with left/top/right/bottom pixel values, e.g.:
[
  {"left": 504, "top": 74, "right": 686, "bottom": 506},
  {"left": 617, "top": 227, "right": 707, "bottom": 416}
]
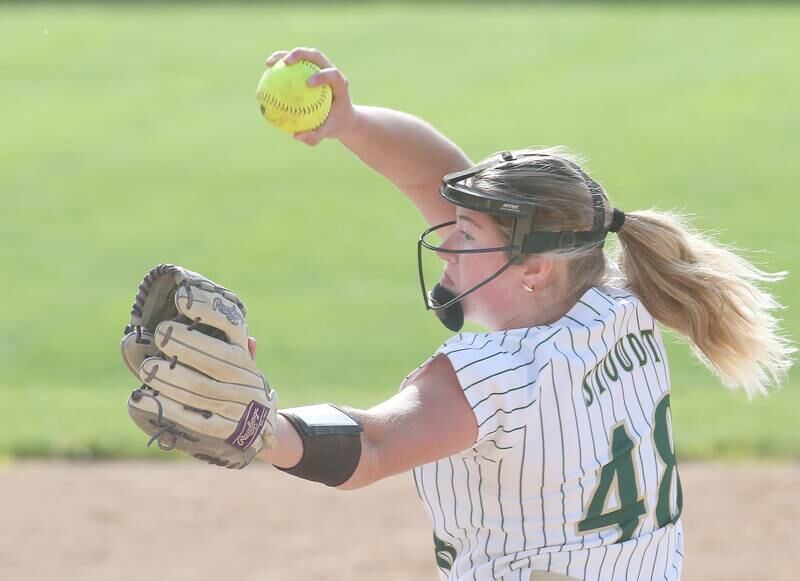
[{"left": 256, "top": 48, "right": 795, "bottom": 580}]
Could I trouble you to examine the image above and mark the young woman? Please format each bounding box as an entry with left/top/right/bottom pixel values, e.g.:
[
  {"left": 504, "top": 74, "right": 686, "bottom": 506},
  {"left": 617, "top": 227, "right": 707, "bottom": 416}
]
[{"left": 256, "top": 48, "right": 795, "bottom": 580}]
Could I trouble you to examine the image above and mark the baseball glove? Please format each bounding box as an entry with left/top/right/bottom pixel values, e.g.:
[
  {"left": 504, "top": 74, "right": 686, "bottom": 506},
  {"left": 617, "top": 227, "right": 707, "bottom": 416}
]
[{"left": 120, "top": 264, "right": 278, "bottom": 469}]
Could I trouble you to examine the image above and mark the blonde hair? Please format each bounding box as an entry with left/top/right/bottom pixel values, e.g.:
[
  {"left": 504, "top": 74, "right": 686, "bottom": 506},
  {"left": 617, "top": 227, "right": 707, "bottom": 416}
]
[{"left": 472, "top": 147, "right": 795, "bottom": 397}]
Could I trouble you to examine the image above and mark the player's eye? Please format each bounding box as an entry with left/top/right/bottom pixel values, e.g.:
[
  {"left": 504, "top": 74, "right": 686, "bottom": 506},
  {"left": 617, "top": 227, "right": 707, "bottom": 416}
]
[{"left": 461, "top": 230, "right": 474, "bottom": 242}]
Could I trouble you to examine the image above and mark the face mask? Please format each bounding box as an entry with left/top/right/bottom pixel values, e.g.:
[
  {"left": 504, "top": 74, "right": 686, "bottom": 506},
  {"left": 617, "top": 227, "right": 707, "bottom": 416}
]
[
  {"left": 417, "top": 151, "right": 611, "bottom": 332},
  {"left": 418, "top": 220, "right": 520, "bottom": 333}
]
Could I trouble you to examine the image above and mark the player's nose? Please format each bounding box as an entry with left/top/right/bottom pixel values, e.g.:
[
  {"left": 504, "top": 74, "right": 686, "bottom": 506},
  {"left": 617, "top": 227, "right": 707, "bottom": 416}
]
[{"left": 435, "top": 231, "right": 459, "bottom": 263}]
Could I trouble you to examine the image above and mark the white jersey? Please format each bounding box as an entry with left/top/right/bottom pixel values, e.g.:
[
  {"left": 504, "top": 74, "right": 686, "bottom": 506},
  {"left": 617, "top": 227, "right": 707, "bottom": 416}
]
[{"left": 412, "top": 286, "right": 684, "bottom": 580}]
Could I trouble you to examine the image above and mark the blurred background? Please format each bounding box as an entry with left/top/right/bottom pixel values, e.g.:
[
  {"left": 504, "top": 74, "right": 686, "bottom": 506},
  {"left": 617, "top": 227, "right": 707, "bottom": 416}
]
[{"left": 1, "top": 1, "right": 798, "bottom": 580}]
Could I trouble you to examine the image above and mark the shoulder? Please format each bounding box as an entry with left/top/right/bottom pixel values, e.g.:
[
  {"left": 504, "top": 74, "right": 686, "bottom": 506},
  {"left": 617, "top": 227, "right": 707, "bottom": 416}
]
[
  {"left": 437, "top": 331, "right": 556, "bottom": 408},
  {"left": 438, "top": 328, "right": 559, "bottom": 360},
  {"left": 566, "top": 285, "right": 641, "bottom": 318},
  {"left": 553, "top": 285, "right": 652, "bottom": 338},
  {"left": 436, "top": 287, "right": 650, "bottom": 384},
  {"left": 438, "top": 327, "right": 561, "bottom": 377},
  {"left": 433, "top": 331, "right": 555, "bottom": 446}
]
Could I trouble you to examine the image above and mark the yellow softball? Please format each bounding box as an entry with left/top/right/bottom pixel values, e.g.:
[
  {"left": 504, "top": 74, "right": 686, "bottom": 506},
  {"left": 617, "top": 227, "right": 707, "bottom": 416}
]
[{"left": 256, "top": 59, "right": 332, "bottom": 134}]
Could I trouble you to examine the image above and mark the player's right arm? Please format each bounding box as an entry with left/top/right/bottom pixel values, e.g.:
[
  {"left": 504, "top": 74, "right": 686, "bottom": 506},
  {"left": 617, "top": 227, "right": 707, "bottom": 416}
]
[
  {"left": 265, "top": 47, "right": 472, "bottom": 227},
  {"left": 337, "top": 105, "right": 471, "bottom": 227}
]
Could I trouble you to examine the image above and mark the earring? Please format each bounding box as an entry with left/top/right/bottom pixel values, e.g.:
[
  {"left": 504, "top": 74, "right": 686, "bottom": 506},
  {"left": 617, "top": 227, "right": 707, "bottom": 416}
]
[{"left": 523, "top": 282, "right": 535, "bottom": 293}]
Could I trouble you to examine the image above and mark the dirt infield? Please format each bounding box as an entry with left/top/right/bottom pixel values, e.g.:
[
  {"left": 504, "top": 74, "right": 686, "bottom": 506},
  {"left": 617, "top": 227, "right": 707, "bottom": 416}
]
[{"left": 0, "top": 461, "right": 796, "bottom": 580}]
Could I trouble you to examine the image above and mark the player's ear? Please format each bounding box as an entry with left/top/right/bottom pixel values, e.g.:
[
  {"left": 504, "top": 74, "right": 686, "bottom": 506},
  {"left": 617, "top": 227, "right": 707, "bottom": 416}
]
[{"left": 520, "top": 255, "right": 559, "bottom": 291}]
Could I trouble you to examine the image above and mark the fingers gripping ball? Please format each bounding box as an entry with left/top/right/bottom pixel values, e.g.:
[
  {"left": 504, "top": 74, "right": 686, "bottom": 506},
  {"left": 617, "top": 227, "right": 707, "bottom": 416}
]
[
  {"left": 120, "top": 264, "right": 278, "bottom": 469},
  {"left": 256, "top": 58, "right": 332, "bottom": 133}
]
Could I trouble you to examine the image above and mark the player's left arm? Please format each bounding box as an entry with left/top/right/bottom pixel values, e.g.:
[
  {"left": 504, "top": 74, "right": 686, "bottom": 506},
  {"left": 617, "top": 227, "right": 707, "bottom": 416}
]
[
  {"left": 256, "top": 354, "right": 477, "bottom": 490},
  {"left": 338, "top": 354, "right": 477, "bottom": 490}
]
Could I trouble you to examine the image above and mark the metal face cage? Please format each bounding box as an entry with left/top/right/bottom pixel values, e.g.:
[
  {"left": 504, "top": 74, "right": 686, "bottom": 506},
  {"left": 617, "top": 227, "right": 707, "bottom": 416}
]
[{"left": 418, "top": 151, "right": 608, "bottom": 315}]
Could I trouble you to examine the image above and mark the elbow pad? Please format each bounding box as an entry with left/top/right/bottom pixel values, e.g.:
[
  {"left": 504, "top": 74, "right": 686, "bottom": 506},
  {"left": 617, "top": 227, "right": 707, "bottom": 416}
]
[{"left": 276, "top": 404, "right": 363, "bottom": 487}]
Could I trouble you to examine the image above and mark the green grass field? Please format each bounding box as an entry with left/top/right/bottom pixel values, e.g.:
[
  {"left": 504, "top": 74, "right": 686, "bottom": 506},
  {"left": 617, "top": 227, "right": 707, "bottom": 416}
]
[{"left": 1, "top": 2, "right": 798, "bottom": 461}]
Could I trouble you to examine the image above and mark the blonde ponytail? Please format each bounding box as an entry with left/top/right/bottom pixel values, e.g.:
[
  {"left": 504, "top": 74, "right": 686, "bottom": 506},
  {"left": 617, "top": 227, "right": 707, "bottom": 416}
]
[
  {"left": 472, "top": 148, "right": 795, "bottom": 396},
  {"left": 616, "top": 210, "right": 795, "bottom": 397}
]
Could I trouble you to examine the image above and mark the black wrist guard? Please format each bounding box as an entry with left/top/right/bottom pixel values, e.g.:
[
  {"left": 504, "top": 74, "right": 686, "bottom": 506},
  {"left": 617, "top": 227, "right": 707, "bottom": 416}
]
[{"left": 276, "top": 404, "right": 363, "bottom": 487}]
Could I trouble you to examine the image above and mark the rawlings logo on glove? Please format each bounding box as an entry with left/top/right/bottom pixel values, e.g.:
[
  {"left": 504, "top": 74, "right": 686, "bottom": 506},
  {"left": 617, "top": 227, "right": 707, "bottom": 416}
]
[
  {"left": 120, "top": 264, "right": 278, "bottom": 469},
  {"left": 213, "top": 297, "right": 245, "bottom": 326},
  {"left": 227, "top": 401, "right": 270, "bottom": 450}
]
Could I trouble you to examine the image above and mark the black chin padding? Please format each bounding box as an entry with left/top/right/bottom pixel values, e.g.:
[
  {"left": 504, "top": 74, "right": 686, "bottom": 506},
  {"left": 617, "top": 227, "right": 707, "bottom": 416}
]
[{"left": 430, "top": 284, "right": 464, "bottom": 332}]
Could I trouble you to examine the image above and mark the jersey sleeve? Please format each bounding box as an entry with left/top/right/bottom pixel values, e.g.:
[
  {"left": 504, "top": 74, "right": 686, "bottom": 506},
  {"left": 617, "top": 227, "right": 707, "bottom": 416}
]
[{"left": 436, "top": 333, "right": 553, "bottom": 447}]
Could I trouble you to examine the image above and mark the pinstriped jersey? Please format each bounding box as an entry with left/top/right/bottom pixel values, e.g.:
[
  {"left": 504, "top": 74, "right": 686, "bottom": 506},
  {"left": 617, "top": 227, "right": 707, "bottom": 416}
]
[{"left": 412, "top": 286, "right": 684, "bottom": 580}]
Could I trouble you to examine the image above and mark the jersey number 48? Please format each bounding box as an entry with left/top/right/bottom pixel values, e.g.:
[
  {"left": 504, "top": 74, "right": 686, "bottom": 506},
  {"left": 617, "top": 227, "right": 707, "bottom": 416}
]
[{"left": 577, "top": 393, "right": 683, "bottom": 543}]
